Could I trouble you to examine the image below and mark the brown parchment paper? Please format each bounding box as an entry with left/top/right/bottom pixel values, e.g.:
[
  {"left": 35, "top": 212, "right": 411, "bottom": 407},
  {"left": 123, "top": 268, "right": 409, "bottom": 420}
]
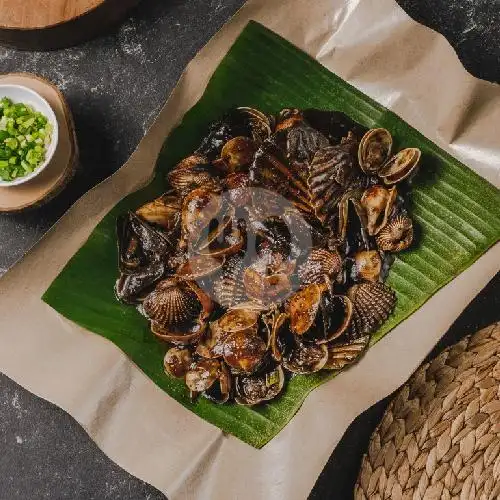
[{"left": 0, "top": 0, "right": 499, "bottom": 498}]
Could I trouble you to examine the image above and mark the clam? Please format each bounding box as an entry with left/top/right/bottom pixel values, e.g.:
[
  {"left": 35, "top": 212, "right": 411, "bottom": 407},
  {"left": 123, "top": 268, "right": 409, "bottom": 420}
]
[
  {"left": 181, "top": 187, "right": 222, "bottom": 244},
  {"left": 347, "top": 281, "right": 396, "bottom": 338},
  {"left": 203, "top": 362, "right": 232, "bottom": 404},
  {"left": 216, "top": 136, "right": 257, "bottom": 173},
  {"left": 378, "top": 147, "right": 421, "bottom": 185},
  {"left": 243, "top": 266, "right": 292, "bottom": 304},
  {"left": 163, "top": 347, "right": 193, "bottom": 378},
  {"left": 176, "top": 254, "right": 224, "bottom": 280},
  {"left": 360, "top": 185, "right": 397, "bottom": 236},
  {"left": 136, "top": 193, "right": 181, "bottom": 232},
  {"left": 223, "top": 330, "right": 268, "bottom": 374},
  {"left": 235, "top": 365, "right": 285, "bottom": 405},
  {"left": 308, "top": 144, "right": 360, "bottom": 226},
  {"left": 353, "top": 250, "right": 382, "bottom": 282},
  {"left": 185, "top": 358, "right": 221, "bottom": 393},
  {"left": 195, "top": 320, "right": 228, "bottom": 359},
  {"left": 324, "top": 335, "right": 370, "bottom": 370},
  {"left": 168, "top": 166, "right": 220, "bottom": 198},
  {"left": 142, "top": 278, "right": 213, "bottom": 345},
  {"left": 196, "top": 213, "right": 246, "bottom": 258},
  {"left": 213, "top": 254, "right": 247, "bottom": 308},
  {"left": 218, "top": 308, "right": 260, "bottom": 335},
  {"left": 237, "top": 107, "right": 273, "bottom": 143},
  {"left": 282, "top": 339, "right": 329, "bottom": 374},
  {"left": 376, "top": 214, "right": 413, "bottom": 252},
  {"left": 358, "top": 128, "right": 392, "bottom": 174},
  {"left": 288, "top": 284, "right": 353, "bottom": 344},
  {"left": 297, "top": 248, "right": 342, "bottom": 286}
]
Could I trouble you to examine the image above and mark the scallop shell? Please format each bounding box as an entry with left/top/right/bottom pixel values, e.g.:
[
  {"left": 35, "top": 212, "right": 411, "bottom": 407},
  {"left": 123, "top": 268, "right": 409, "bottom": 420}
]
[
  {"left": 353, "top": 250, "right": 382, "bottom": 282},
  {"left": 378, "top": 147, "right": 421, "bottom": 185},
  {"left": 376, "top": 214, "right": 413, "bottom": 252},
  {"left": 298, "top": 248, "right": 343, "bottom": 286},
  {"left": 308, "top": 145, "right": 359, "bottom": 225},
  {"left": 358, "top": 128, "right": 392, "bottom": 174},
  {"left": 235, "top": 365, "right": 285, "bottom": 405},
  {"left": 347, "top": 281, "right": 396, "bottom": 338},
  {"left": 324, "top": 335, "right": 370, "bottom": 370},
  {"left": 213, "top": 254, "right": 247, "bottom": 308},
  {"left": 360, "top": 185, "right": 397, "bottom": 236}
]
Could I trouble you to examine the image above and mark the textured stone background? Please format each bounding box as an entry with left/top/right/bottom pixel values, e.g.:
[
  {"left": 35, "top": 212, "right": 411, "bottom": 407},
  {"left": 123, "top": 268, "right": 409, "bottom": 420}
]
[{"left": 0, "top": 0, "right": 499, "bottom": 498}]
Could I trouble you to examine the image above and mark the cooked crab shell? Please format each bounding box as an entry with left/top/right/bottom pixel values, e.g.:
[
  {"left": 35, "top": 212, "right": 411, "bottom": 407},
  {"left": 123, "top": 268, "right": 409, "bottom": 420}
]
[
  {"left": 358, "top": 128, "right": 393, "bottom": 174},
  {"left": 163, "top": 347, "right": 193, "bottom": 378},
  {"left": 324, "top": 335, "right": 370, "bottom": 370},
  {"left": 376, "top": 214, "right": 413, "bottom": 252},
  {"left": 288, "top": 284, "right": 353, "bottom": 344},
  {"left": 298, "top": 248, "right": 343, "bottom": 286},
  {"left": 347, "top": 281, "right": 396, "bottom": 338},
  {"left": 235, "top": 365, "right": 285, "bottom": 405},
  {"left": 360, "top": 185, "right": 397, "bottom": 236},
  {"left": 378, "top": 147, "right": 421, "bottom": 185},
  {"left": 353, "top": 250, "right": 382, "bottom": 282},
  {"left": 222, "top": 329, "right": 268, "bottom": 374},
  {"left": 142, "top": 278, "right": 213, "bottom": 345}
]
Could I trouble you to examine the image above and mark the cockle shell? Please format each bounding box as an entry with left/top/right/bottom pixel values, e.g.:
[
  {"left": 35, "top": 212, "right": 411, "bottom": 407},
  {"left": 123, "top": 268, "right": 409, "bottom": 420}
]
[
  {"left": 308, "top": 145, "right": 359, "bottom": 225},
  {"left": 347, "top": 281, "right": 396, "bottom": 338},
  {"left": 360, "top": 185, "right": 397, "bottom": 236},
  {"left": 358, "top": 128, "right": 393, "bottom": 174},
  {"left": 324, "top": 335, "right": 370, "bottom": 370},
  {"left": 298, "top": 248, "right": 343, "bottom": 286},
  {"left": 168, "top": 166, "right": 220, "bottom": 198},
  {"left": 376, "top": 214, "right": 413, "bottom": 252},
  {"left": 213, "top": 254, "right": 247, "bottom": 308}
]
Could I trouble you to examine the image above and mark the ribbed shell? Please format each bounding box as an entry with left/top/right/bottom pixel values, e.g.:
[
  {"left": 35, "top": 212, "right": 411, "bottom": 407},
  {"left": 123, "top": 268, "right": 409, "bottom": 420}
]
[
  {"left": 298, "top": 248, "right": 342, "bottom": 286},
  {"left": 142, "top": 280, "right": 202, "bottom": 329},
  {"left": 167, "top": 166, "right": 219, "bottom": 198},
  {"left": 308, "top": 145, "right": 359, "bottom": 224},
  {"left": 213, "top": 254, "right": 247, "bottom": 308},
  {"left": 376, "top": 214, "right": 413, "bottom": 252},
  {"left": 324, "top": 335, "right": 370, "bottom": 370},
  {"left": 347, "top": 281, "right": 396, "bottom": 338}
]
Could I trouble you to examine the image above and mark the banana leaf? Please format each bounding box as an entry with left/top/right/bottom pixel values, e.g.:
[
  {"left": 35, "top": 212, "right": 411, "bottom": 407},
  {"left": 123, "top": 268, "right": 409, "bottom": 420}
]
[{"left": 42, "top": 21, "right": 500, "bottom": 448}]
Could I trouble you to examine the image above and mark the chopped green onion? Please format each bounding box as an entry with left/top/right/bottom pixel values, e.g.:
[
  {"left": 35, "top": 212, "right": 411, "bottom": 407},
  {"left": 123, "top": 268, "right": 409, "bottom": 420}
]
[{"left": 0, "top": 96, "right": 51, "bottom": 181}]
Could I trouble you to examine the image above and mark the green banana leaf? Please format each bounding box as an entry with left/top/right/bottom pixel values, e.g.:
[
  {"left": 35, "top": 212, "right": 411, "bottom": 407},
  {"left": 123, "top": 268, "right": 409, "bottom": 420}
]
[{"left": 42, "top": 21, "right": 500, "bottom": 448}]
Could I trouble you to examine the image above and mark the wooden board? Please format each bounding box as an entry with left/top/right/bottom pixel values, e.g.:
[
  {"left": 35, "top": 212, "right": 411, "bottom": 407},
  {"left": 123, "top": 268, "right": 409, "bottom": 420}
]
[
  {"left": 0, "top": 73, "right": 78, "bottom": 212},
  {"left": 0, "top": 0, "right": 141, "bottom": 50}
]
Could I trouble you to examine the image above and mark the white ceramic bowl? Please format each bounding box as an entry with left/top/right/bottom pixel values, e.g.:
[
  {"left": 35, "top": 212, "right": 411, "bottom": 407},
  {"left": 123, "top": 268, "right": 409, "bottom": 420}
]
[{"left": 0, "top": 84, "right": 59, "bottom": 186}]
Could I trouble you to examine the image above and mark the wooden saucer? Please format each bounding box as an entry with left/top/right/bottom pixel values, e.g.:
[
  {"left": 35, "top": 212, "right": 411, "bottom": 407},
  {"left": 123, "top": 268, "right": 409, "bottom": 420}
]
[
  {"left": 0, "top": 0, "right": 141, "bottom": 50},
  {"left": 0, "top": 73, "right": 78, "bottom": 212}
]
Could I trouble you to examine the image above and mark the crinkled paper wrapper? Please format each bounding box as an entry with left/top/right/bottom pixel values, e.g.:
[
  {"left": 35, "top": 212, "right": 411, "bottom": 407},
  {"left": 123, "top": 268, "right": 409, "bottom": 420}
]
[{"left": 0, "top": 0, "right": 499, "bottom": 498}]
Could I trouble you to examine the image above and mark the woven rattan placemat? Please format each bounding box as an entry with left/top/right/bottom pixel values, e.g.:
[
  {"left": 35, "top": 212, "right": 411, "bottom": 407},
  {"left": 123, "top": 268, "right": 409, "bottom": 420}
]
[{"left": 355, "top": 322, "right": 500, "bottom": 500}]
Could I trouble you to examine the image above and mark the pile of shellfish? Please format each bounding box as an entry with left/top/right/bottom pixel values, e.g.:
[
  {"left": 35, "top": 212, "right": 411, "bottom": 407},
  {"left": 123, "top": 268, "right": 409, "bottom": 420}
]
[{"left": 115, "top": 107, "right": 421, "bottom": 405}]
